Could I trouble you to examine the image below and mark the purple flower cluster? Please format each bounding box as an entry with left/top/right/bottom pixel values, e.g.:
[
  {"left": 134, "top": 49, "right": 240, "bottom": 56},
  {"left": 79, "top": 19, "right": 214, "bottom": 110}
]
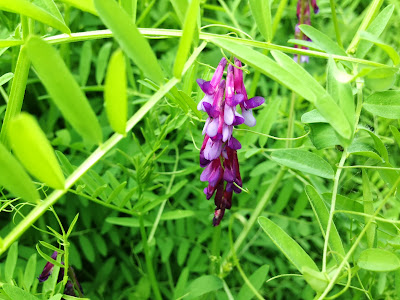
[
  {"left": 294, "top": 0, "right": 319, "bottom": 63},
  {"left": 197, "top": 58, "right": 264, "bottom": 226}
]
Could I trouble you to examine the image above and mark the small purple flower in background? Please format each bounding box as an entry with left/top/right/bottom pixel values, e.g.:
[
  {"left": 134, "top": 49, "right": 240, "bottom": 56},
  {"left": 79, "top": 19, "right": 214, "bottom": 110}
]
[
  {"left": 38, "top": 251, "right": 84, "bottom": 297},
  {"left": 38, "top": 251, "right": 58, "bottom": 282},
  {"left": 294, "top": 0, "right": 319, "bottom": 63},
  {"left": 197, "top": 58, "right": 265, "bottom": 226}
]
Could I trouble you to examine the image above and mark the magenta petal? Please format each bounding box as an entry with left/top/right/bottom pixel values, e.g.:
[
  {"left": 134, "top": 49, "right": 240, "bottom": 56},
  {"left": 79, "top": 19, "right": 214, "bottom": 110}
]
[
  {"left": 200, "top": 163, "right": 213, "bottom": 182},
  {"left": 244, "top": 96, "right": 265, "bottom": 109},
  {"left": 203, "top": 102, "right": 219, "bottom": 118},
  {"left": 228, "top": 137, "right": 241, "bottom": 150},
  {"left": 196, "top": 79, "right": 213, "bottom": 94},
  {"left": 213, "top": 208, "right": 225, "bottom": 226},
  {"left": 232, "top": 94, "right": 244, "bottom": 106},
  {"left": 232, "top": 113, "right": 245, "bottom": 126}
]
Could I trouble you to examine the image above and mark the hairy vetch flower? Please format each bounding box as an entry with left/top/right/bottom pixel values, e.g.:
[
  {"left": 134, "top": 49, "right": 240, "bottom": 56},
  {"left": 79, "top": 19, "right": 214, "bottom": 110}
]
[
  {"left": 197, "top": 58, "right": 265, "bottom": 226},
  {"left": 38, "top": 251, "right": 83, "bottom": 297},
  {"left": 294, "top": 0, "right": 319, "bottom": 63}
]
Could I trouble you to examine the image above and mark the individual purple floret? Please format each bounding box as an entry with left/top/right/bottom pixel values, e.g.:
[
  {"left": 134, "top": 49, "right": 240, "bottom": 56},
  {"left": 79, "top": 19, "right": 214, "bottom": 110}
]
[
  {"left": 38, "top": 250, "right": 83, "bottom": 297},
  {"left": 294, "top": 0, "right": 319, "bottom": 63},
  {"left": 197, "top": 57, "right": 265, "bottom": 226},
  {"left": 38, "top": 251, "right": 58, "bottom": 282}
]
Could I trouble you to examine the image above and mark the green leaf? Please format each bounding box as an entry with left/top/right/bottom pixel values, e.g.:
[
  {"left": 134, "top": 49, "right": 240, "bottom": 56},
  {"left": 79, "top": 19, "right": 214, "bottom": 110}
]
[
  {"left": 362, "top": 170, "right": 376, "bottom": 248},
  {"left": 94, "top": 0, "right": 164, "bottom": 84},
  {"left": 173, "top": 0, "right": 199, "bottom": 78},
  {"left": 364, "top": 91, "right": 400, "bottom": 119},
  {"left": 258, "top": 217, "right": 319, "bottom": 273},
  {"left": 356, "top": 4, "right": 395, "bottom": 59},
  {"left": 5, "top": 242, "right": 18, "bottom": 283},
  {"left": 23, "top": 253, "right": 37, "bottom": 292},
  {"left": 307, "top": 123, "right": 341, "bottom": 150},
  {"left": 237, "top": 264, "right": 269, "bottom": 300},
  {"left": 365, "top": 67, "right": 397, "bottom": 91},
  {"left": 160, "top": 210, "right": 195, "bottom": 220},
  {"left": 2, "top": 284, "right": 40, "bottom": 300},
  {"left": 249, "top": 0, "right": 272, "bottom": 42},
  {"left": 66, "top": 213, "right": 80, "bottom": 238},
  {"left": 33, "top": 0, "right": 64, "bottom": 22},
  {"left": 79, "top": 41, "right": 92, "bottom": 86},
  {"left": 360, "top": 31, "right": 400, "bottom": 65},
  {"left": 170, "top": 0, "right": 188, "bottom": 25},
  {"left": 26, "top": 36, "right": 103, "bottom": 144},
  {"left": 271, "top": 51, "right": 352, "bottom": 140},
  {"left": 35, "top": 244, "right": 64, "bottom": 268},
  {"left": 390, "top": 125, "right": 400, "bottom": 148},
  {"left": 299, "top": 25, "right": 348, "bottom": 57},
  {"left": 96, "top": 42, "right": 113, "bottom": 85},
  {"left": 79, "top": 235, "right": 95, "bottom": 263},
  {"left": 0, "top": 72, "right": 13, "bottom": 86},
  {"left": 184, "top": 275, "right": 224, "bottom": 299},
  {"left": 8, "top": 113, "right": 65, "bottom": 190},
  {"left": 327, "top": 59, "right": 355, "bottom": 131},
  {"left": 305, "top": 185, "right": 345, "bottom": 257},
  {"left": 57, "top": 0, "right": 97, "bottom": 15},
  {"left": 358, "top": 248, "right": 400, "bottom": 272},
  {"left": 0, "top": 142, "right": 39, "bottom": 202},
  {"left": 0, "top": 0, "right": 70, "bottom": 34},
  {"left": 302, "top": 266, "right": 329, "bottom": 293},
  {"left": 39, "top": 241, "right": 64, "bottom": 254},
  {"left": 348, "top": 141, "right": 383, "bottom": 162},
  {"left": 257, "top": 96, "right": 280, "bottom": 147},
  {"left": 104, "top": 49, "right": 127, "bottom": 134},
  {"left": 271, "top": 149, "right": 334, "bottom": 179},
  {"left": 359, "top": 126, "right": 389, "bottom": 163}
]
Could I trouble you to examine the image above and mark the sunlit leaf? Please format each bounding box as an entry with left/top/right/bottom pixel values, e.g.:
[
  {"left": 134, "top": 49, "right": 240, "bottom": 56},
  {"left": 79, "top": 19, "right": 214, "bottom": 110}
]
[{"left": 8, "top": 113, "right": 65, "bottom": 190}]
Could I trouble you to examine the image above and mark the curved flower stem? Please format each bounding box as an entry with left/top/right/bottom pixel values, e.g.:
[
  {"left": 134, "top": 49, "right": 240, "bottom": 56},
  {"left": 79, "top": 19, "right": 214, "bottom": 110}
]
[{"left": 322, "top": 149, "right": 348, "bottom": 273}]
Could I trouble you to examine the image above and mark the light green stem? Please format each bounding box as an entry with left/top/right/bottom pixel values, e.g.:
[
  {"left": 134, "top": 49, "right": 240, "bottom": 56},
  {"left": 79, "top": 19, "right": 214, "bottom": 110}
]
[
  {"left": 139, "top": 214, "right": 162, "bottom": 300},
  {"left": 322, "top": 149, "right": 347, "bottom": 273},
  {"left": 329, "top": 0, "right": 343, "bottom": 48},
  {"left": 346, "top": 0, "right": 384, "bottom": 54},
  {"left": 0, "top": 78, "right": 179, "bottom": 255}
]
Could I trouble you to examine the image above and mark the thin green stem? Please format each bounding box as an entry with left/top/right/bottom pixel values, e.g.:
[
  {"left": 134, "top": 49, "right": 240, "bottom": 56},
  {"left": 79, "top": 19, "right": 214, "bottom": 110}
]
[
  {"left": 139, "top": 214, "right": 162, "bottom": 300},
  {"left": 0, "top": 46, "right": 30, "bottom": 148},
  {"left": 329, "top": 0, "right": 343, "bottom": 48},
  {"left": 0, "top": 78, "right": 179, "bottom": 255},
  {"left": 346, "top": 0, "right": 384, "bottom": 54},
  {"left": 272, "top": 0, "right": 288, "bottom": 37},
  {"left": 286, "top": 92, "right": 296, "bottom": 148},
  {"left": 147, "top": 146, "right": 179, "bottom": 244},
  {"left": 222, "top": 168, "right": 285, "bottom": 267},
  {"left": 322, "top": 149, "right": 347, "bottom": 273},
  {"left": 31, "top": 29, "right": 388, "bottom": 68},
  {"left": 217, "top": 0, "right": 245, "bottom": 38},
  {"left": 318, "top": 176, "right": 400, "bottom": 299},
  {"left": 229, "top": 215, "right": 264, "bottom": 300},
  {"left": 21, "top": 16, "right": 29, "bottom": 40}
]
